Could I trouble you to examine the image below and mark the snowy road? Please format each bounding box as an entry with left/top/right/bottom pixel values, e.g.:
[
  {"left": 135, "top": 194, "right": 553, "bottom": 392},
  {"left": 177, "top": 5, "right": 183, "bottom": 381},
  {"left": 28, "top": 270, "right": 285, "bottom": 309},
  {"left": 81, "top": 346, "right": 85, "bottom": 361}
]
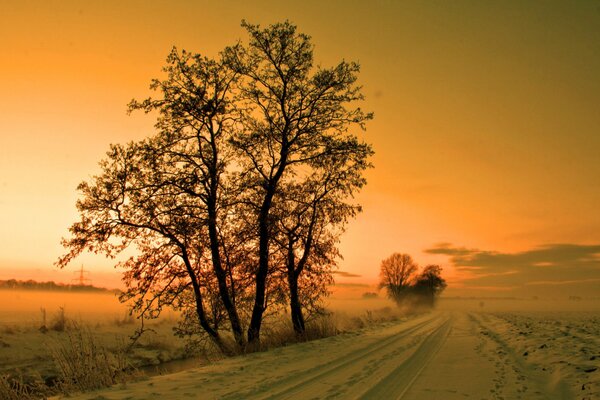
[
  {"left": 238, "top": 313, "right": 451, "bottom": 399},
  {"left": 66, "top": 311, "right": 577, "bottom": 399}
]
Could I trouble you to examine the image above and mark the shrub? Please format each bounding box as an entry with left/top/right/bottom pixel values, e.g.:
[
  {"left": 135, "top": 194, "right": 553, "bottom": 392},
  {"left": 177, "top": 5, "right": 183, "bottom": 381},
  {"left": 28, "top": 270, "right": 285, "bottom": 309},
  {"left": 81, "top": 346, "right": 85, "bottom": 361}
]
[{"left": 50, "top": 307, "right": 68, "bottom": 332}]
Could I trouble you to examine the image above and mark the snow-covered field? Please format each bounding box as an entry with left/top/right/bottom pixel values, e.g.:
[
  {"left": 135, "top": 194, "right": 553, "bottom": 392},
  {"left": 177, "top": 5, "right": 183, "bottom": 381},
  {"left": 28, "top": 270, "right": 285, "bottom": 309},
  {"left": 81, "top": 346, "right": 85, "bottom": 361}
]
[
  {"left": 0, "top": 290, "right": 185, "bottom": 383},
  {"left": 56, "top": 306, "right": 599, "bottom": 400},
  {"left": 474, "top": 311, "right": 600, "bottom": 399},
  {"left": 2, "top": 290, "right": 599, "bottom": 399}
]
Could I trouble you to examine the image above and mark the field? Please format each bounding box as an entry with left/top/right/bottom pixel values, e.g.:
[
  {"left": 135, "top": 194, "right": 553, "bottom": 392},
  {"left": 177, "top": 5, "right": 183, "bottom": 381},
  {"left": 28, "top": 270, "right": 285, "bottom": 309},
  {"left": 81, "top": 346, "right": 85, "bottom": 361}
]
[
  {"left": 0, "top": 290, "right": 187, "bottom": 391},
  {"left": 1, "top": 289, "right": 599, "bottom": 399}
]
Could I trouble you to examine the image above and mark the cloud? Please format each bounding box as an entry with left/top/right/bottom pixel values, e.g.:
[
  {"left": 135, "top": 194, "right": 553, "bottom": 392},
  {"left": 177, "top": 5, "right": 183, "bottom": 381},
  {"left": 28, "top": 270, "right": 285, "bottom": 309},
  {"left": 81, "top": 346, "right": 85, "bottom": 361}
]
[
  {"left": 425, "top": 243, "right": 600, "bottom": 294},
  {"left": 333, "top": 270, "right": 362, "bottom": 278},
  {"left": 525, "top": 278, "right": 600, "bottom": 286},
  {"left": 334, "top": 282, "right": 370, "bottom": 288}
]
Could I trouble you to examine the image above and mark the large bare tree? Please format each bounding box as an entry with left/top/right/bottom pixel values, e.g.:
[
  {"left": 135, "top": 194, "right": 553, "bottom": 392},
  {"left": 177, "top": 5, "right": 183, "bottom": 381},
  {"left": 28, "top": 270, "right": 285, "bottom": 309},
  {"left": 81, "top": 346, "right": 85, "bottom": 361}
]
[
  {"left": 59, "top": 21, "right": 373, "bottom": 352},
  {"left": 58, "top": 49, "right": 247, "bottom": 353},
  {"left": 225, "top": 21, "right": 372, "bottom": 345}
]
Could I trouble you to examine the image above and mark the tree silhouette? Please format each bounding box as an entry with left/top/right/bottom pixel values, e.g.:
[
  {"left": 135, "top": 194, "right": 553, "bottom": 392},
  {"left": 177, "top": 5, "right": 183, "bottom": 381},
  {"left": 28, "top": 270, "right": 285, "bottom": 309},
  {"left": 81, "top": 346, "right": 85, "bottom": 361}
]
[
  {"left": 58, "top": 20, "right": 372, "bottom": 352},
  {"left": 379, "top": 254, "right": 447, "bottom": 307},
  {"left": 412, "top": 264, "right": 447, "bottom": 306},
  {"left": 127, "top": 48, "right": 248, "bottom": 349},
  {"left": 379, "top": 253, "right": 418, "bottom": 304},
  {"left": 273, "top": 143, "right": 370, "bottom": 334},
  {"left": 57, "top": 49, "right": 247, "bottom": 354},
  {"left": 224, "top": 21, "right": 372, "bottom": 344}
]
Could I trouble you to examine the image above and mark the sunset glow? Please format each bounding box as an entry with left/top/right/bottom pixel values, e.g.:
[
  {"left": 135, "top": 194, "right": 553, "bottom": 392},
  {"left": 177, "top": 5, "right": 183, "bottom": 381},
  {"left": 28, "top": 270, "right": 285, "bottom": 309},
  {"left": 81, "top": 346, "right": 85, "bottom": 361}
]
[{"left": 1, "top": 1, "right": 599, "bottom": 297}]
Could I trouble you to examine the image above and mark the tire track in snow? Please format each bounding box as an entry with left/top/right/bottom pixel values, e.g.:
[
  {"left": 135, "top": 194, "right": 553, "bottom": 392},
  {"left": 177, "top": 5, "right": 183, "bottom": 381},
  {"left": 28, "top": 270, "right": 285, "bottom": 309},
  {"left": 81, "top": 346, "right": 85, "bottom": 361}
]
[
  {"left": 358, "top": 317, "right": 452, "bottom": 399},
  {"left": 225, "top": 313, "right": 449, "bottom": 400}
]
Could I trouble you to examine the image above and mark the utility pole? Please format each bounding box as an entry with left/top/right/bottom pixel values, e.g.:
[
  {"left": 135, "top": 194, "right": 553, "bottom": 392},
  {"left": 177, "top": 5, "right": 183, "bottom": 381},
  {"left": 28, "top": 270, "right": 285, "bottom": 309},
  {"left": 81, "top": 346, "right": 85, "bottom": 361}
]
[{"left": 72, "top": 265, "right": 91, "bottom": 286}]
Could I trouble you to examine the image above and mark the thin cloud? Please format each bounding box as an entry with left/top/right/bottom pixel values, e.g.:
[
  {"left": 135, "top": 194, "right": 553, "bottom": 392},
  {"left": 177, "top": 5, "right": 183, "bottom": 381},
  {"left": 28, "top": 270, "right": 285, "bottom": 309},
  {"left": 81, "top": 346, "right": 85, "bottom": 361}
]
[
  {"left": 334, "top": 282, "right": 370, "bottom": 288},
  {"left": 525, "top": 278, "right": 600, "bottom": 286},
  {"left": 333, "top": 270, "right": 362, "bottom": 278},
  {"left": 425, "top": 243, "right": 600, "bottom": 294}
]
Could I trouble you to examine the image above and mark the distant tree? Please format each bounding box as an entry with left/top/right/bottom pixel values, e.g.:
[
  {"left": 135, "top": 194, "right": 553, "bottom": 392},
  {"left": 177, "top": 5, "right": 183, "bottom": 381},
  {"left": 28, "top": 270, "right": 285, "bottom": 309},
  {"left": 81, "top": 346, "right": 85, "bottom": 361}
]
[
  {"left": 412, "top": 264, "right": 447, "bottom": 306},
  {"left": 379, "top": 253, "right": 418, "bottom": 304}
]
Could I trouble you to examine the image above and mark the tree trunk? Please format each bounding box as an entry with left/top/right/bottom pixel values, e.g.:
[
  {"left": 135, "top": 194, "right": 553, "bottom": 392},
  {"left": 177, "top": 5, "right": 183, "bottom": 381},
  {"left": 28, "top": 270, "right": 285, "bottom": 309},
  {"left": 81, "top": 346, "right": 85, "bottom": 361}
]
[
  {"left": 197, "top": 310, "right": 232, "bottom": 356},
  {"left": 247, "top": 203, "right": 271, "bottom": 346},
  {"left": 288, "top": 273, "right": 305, "bottom": 335},
  {"left": 207, "top": 204, "right": 245, "bottom": 349},
  {"left": 247, "top": 121, "right": 290, "bottom": 347},
  {"left": 181, "top": 250, "right": 232, "bottom": 355},
  {"left": 247, "top": 157, "right": 288, "bottom": 345},
  {"left": 205, "top": 133, "right": 245, "bottom": 350}
]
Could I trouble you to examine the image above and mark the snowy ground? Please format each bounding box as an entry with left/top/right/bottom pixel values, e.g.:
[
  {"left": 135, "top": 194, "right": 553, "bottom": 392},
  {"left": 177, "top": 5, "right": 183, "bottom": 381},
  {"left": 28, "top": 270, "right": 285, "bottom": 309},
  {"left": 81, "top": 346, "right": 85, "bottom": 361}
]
[
  {"left": 56, "top": 309, "right": 600, "bottom": 400},
  {"left": 2, "top": 290, "right": 599, "bottom": 399},
  {"left": 0, "top": 290, "right": 185, "bottom": 382}
]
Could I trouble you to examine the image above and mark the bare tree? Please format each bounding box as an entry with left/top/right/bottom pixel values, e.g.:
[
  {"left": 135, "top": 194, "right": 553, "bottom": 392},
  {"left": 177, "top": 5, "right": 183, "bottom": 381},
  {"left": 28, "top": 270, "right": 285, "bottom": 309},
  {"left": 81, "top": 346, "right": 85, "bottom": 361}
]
[
  {"left": 58, "top": 21, "right": 373, "bottom": 352},
  {"left": 225, "top": 21, "right": 373, "bottom": 345},
  {"left": 127, "top": 48, "right": 248, "bottom": 348},
  {"left": 58, "top": 49, "right": 247, "bottom": 354},
  {"left": 379, "top": 253, "right": 418, "bottom": 303},
  {"left": 273, "top": 140, "right": 371, "bottom": 335}
]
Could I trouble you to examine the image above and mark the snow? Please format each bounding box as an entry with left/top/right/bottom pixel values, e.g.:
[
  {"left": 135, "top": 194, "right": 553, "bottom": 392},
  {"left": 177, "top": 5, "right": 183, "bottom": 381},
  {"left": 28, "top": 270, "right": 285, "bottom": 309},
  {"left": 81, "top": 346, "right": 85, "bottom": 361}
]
[{"left": 56, "top": 306, "right": 600, "bottom": 399}]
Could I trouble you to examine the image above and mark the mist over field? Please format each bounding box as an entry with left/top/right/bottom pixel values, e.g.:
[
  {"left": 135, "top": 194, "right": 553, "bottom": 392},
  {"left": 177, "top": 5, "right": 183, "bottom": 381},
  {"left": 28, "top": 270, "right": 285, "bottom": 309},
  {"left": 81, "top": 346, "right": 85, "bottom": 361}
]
[
  {"left": 2, "top": 1, "right": 599, "bottom": 399},
  {"left": 2, "top": 287, "right": 599, "bottom": 399}
]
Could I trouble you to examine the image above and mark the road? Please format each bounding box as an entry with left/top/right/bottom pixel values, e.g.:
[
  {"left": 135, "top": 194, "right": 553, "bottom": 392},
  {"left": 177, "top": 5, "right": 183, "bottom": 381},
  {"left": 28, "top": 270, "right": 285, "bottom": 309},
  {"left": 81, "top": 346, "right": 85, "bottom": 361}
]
[{"left": 67, "top": 311, "right": 573, "bottom": 400}]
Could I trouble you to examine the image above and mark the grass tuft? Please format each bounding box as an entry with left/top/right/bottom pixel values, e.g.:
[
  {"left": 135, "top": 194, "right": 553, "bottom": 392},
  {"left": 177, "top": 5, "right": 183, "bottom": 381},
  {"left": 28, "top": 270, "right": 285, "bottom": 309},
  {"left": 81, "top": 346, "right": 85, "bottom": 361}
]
[
  {"left": 113, "top": 312, "right": 136, "bottom": 327},
  {"left": 50, "top": 307, "right": 68, "bottom": 332},
  {"left": 50, "top": 321, "right": 134, "bottom": 393},
  {"left": 0, "top": 375, "right": 39, "bottom": 400},
  {"left": 1, "top": 325, "right": 17, "bottom": 335}
]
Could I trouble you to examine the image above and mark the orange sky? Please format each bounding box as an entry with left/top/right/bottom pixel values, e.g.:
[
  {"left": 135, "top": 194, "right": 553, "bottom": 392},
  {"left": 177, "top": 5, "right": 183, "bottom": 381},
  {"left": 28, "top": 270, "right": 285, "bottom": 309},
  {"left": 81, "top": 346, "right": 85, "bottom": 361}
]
[{"left": 1, "top": 1, "right": 599, "bottom": 296}]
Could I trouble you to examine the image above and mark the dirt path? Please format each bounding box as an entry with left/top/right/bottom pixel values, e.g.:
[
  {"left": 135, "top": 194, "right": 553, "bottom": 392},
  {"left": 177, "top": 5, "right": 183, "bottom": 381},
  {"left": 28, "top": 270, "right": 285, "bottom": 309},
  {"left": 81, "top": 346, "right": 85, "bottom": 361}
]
[{"left": 63, "top": 311, "right": 574, "bottom": 400}]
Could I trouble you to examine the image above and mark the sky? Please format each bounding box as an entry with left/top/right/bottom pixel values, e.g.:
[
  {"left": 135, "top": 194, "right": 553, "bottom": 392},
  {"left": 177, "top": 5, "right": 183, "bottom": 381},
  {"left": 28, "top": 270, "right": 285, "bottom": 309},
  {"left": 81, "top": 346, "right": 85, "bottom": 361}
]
[{"left": 1, "top": 1, "right": 599, "bottom": 296}]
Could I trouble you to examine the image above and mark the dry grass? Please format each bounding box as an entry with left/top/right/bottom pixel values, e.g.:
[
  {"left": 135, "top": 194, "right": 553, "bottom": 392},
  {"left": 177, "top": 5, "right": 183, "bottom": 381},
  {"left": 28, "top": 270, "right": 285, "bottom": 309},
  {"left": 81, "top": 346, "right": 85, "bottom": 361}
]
[
  {"left": 39, "top": 306, "right": 69, "bottom": 333},
  {"left": 0, "top": 374, "right": 44, "bottom": 400},
  {"left": 49, "top": 307, "right": 68, "bottom": 332},
  {"left": 0, "top": 375, "right": 29, "bottom": 400},
  {"left": 0, "top": 321, "right": 139, "bottom": 398},
  {"left": 113, "top": 312, "right": 136, "bottom": 327},
  {"left": 1, "top": 325, "right": 18, "bottom": 335},
  {"left": 303, "top": 314, "right": 340, "bottom": 340},
  {"left": 50, "top": 321, "right": 134, "bottom": 393},
  {"left": 258, "top": 307, "right": 403, "bottom": 352}
]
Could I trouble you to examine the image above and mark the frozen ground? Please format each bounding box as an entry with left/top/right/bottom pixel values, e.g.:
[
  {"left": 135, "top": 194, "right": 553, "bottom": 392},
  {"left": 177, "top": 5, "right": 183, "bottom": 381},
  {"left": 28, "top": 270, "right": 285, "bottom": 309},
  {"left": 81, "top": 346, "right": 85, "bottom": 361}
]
[
  {"left": 0, "top": 290, "right": 185, "bottom": 382},
  {"left": 2, "top": 290, "right": 598, "bottom": 399},
  {"left": 58, "top": 308, "right": 599, "bottom": 400}
]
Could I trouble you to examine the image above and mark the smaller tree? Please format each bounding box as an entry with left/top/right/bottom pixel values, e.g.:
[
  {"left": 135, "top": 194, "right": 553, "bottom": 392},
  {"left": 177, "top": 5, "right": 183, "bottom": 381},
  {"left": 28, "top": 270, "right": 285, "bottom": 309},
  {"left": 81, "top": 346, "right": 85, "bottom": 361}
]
[
  {"left": 379, "top": 254, "right": 447, "bottom": 308},
  {"left": 412, "top": 264, "right": 447, "bottom": 307},
  {"left": 379, "top": 253, "right": 418, "bottom": 304}
]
